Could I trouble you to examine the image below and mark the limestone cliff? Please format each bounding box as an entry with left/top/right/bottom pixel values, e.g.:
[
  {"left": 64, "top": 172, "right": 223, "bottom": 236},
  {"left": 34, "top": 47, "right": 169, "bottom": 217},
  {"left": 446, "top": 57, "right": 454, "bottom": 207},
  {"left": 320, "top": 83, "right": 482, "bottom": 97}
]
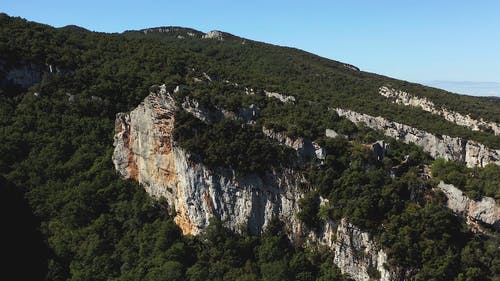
[
  {"left": 180, "top": 94, "right": 258, "bottom": 123},
  {"left": 112, "top": 86, "right": 400, "bottom": 280},
  {"left": 311, "top": 218, "right": 399, "bottom": 281},
  {"left": 262, "top": 127, "right": 325, "bottom": 160},
  {"left": 379, "top": 86, "right": 500, "bottom": 136},
  {"left": 203, "top": 30, "right": 226, "bottom": 40},
  {"left": 0, "top": 59, "right": 44, "bottom": 88},
  {"left": 0, "top": 59, "right": 64, "bottom": 89},
  {"left": 113, "top": 85, "right": 304, "bottom": 235},
  {"left": 335, "top": 108, "right": 500, "bottom": 168},
  {"left": 438, "top": 181, "right": 499, "bottom": 230},
  {"left": 264, "top": 90, "right": 296, "bottom": 103}
]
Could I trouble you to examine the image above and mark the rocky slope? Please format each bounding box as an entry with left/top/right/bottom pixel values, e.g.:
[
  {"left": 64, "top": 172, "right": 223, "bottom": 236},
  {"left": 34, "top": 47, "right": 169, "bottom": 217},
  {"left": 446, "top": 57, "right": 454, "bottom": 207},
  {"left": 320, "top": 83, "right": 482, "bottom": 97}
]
[
  {"left": 438, "top": 181, "right": 499, "bottom": 230},
  {"left": 112, "top": 85, "right": 306, "bottom": 236},
  {"left": 262, "top": 127, "right": 325, "bottom": 160},
  {"left": 335, "top": 108, "right": 500, "bottom": 168},
  {"left": 264, "top": 90, "right": 296, "bottom": 103},
  {"left": 310, "top": 218, "right": 399, "bottom": 281},
  {"left": 112, "top": 85, "right": 400, "bottom": 281},
  {"left": 379, "top": 86, "right": 500, "bottom": 136}
]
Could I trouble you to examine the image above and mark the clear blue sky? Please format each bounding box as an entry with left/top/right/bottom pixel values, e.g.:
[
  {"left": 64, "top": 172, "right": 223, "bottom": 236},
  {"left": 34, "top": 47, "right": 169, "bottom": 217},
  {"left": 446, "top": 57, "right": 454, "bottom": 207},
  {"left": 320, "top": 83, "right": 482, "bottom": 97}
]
[{"left": 3, "top": 0, "right": 500, "bottom": 95}]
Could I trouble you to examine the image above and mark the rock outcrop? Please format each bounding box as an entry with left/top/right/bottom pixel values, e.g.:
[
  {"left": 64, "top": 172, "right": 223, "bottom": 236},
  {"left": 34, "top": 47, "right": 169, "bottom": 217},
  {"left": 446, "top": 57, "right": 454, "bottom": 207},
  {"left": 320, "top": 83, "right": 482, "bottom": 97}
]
[
  {"left": 113, "top": 85, "right": 304, "bottom": 235},
  {"left": 372, "top": 140, "right": 389, "bottom": 161},
  {"left": 438, "top": 181, "right": 499, "bottom": 230},
  {"left": 0, "top": 59, "right": 44, "bottom": 88},
  {"left": 264, "top": 90, "right": 296, "bottom": 103},
  {"left": 262, "top": 127, "right": 325, "bottom": 160},
  {"left": 139, "top": 27, "right": 203, "bottom": 37},
  {"left": 335, "top": 108, "right": 500, "bottom": 168},
  {"left": 112, "top": 86, "right": 400, "bottom": 280},
  {"left": 311, "top": 219, "right": 398, "bottom": 281},
  {"left": 379, "top": 86, "right": 500, "bottom": 136},
  {"left": 181, "top": 96, "right": 222, "bottom": 122},
  {"left": 0, "top": 59, "right": 65, "bottom": 89},
  {"left": 203, "top": 30, "right": 225, "bottom": 40},
  {"left": 180, "top": 95, "right": 258, "bottom": 123},
  {"left": 325, "top": 128, "right": 340, "bottom": 138},
  {"left": 342, "top": 63, "right": 360, "bottom": 71}
]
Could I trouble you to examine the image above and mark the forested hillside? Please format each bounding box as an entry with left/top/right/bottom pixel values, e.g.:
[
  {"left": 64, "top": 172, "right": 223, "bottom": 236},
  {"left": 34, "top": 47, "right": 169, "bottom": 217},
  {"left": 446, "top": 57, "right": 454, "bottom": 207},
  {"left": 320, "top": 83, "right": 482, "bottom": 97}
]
[{"left": 1, "top": 14, "right": 499, "bottom": 280}]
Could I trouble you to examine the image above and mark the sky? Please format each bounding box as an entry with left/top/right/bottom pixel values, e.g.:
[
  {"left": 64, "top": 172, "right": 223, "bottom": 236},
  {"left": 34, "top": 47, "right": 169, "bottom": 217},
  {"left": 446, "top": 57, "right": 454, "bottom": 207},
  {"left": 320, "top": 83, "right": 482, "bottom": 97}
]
[{"left": 3, "top": 0, "right": 500, "bottom": 96}]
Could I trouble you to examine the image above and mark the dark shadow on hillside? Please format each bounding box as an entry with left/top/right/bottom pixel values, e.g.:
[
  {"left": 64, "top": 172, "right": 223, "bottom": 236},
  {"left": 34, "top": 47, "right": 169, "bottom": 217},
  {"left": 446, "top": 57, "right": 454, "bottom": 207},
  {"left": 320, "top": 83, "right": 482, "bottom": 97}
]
[{"left": 0, "top": 176, "right": 48, "bottom": 280}]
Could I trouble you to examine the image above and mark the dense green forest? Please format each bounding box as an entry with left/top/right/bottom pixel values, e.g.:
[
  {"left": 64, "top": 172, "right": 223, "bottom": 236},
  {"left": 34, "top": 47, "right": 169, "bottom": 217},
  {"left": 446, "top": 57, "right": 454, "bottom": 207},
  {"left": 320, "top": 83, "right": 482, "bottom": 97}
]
[{"left": 1, "top": 14, "right": 499, "bottom": 280}]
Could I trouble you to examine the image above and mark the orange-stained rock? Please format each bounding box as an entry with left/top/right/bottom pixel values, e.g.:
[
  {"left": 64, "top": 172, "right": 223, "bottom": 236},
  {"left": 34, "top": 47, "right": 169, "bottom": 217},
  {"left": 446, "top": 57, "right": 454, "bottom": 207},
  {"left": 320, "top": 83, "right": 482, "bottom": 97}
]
[
  {"left": 111, "top": 85, "right": 307, "bottom": 236},
  {"left": 111, "top": 84, "right": 402, "bottom": 281},
  {"left": 174, "top": 202, "right": 197, "bottom": 235}
]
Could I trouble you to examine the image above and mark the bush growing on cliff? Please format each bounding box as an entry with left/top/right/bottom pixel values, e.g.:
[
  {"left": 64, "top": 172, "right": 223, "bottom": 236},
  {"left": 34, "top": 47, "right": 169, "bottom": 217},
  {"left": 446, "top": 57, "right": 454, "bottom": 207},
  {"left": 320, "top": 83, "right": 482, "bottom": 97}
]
[
  {"left": 432, "top": 158, "right": 500, "bottom": 200},
  {"left": 297, "top": 191, "right": 322, "bottom": 231},
  {"left": 173, "top": 110, "right": 295, "bottom": 174}
]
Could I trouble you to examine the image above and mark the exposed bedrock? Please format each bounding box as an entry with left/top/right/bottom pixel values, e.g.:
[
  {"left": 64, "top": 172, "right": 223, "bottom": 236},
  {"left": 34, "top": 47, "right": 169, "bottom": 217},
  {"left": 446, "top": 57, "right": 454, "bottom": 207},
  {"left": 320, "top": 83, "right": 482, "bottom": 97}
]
[
  {"left": 379, "top": 86, "right": 500, "bottom": 136},
  {"left": 112, "top": 85, "right": 401, "bottom": 280},
  {"left": 438, "top": 181, "right": 499, "bottom": 230},
  {"left": 335, "top": 108, "right": 500, "bottom": 168}
]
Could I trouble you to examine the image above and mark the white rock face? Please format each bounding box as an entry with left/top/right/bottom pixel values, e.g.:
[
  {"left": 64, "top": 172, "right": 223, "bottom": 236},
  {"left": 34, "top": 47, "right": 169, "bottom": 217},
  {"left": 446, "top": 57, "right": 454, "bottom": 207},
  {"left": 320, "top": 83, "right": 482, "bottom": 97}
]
[
  {"left": 334, "top": 219, "right": 396, "bottom": 281},
  {"left": 181, "top": 96, "right": 221, "bottom": 122},
  {"left": 311, "top": 219, "right": 399, "bottom": 281},
  {"left": 112, "top": 87, "right": 400, "bottom": 280},
  {"left": 142, "top": 27, "right": 172, "bottom": 34},
  {"left": 335, "top": 108, "right": 500, "bottom": 168},
  {"left": 379, "top": 86, "right": 500, "bottom": 136},
  {"left": 438, "top": 181, "right": 499, "bottom": 230},
  {"left": 314, "top": 143, "right": 326, "bottom": 160},
  {"left": 262, "top": 127, "right": 324, "bottom": 160},
  {"left": 203, "top": 30, "right": 225, "bottom": 40},
  {"left": 264, "top": 90, "right": 296, "bottom": 103},
  {"left": 113, "top": 86, "right": 304, "bottom": 235},
  {"left": 140, "top": 27, "right": 202, "bottom": 37},
  {"left": 181, "top": 96, "right": 258, "bottom": 122},
  {"left": 262, "top": 127, "right": 308, "bottom": 151},
  {"left": 325, "top": 128, "right": 340, "bottom": 138},
  {"left": 372, "top": 140, "right": 388, "bottom": 161}
]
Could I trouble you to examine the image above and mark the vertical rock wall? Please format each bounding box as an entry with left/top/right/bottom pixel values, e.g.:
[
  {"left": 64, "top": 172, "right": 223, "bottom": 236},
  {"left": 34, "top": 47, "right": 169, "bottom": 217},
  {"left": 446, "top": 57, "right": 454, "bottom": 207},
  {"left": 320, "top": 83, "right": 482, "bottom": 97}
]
[
  {"left": 311, "top": 219, "right": 399, "bottom": 281},
  {"left": 438, "top": 181, "right": 499, "bottom": 230},
  {"left": 112, "top": 86, "right": 305, "bottom": 235},
  {"left": 112, "top": 86, "right": 401, "bottom": 280},
  {"left": 335, "top": 108, "right": 500, "bottom": 168},
  {"left": 379, "top": 86, "right": 500, "bottom": 136}
]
